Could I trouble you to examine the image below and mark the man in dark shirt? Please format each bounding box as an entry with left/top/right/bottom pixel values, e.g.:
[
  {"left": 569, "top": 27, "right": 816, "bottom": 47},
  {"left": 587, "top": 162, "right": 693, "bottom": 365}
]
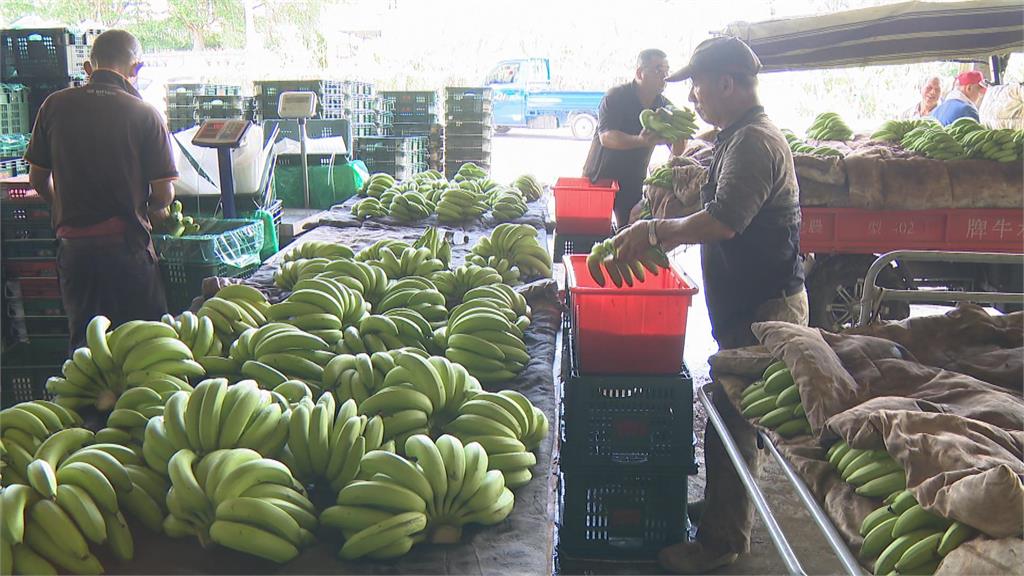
[
  {"left": 613, "top": 37, "right": 808, "bottom": 574},
  {"left": 25, "top": 29, "right": 178, "bottom": 351},
  {"left": 583, "top": 49, "right": 687, "bottom": 227}
]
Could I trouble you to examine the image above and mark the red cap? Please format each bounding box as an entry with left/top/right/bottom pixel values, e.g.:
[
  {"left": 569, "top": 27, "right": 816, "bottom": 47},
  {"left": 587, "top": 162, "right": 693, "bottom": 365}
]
[{"left": 956, "top": 71, "right": 986, "bottom": 87}]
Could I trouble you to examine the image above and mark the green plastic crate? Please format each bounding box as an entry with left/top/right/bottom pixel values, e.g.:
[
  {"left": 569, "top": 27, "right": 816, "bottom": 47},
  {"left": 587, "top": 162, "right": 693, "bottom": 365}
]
[
  {"left": 0, "top": 84, "right": 30, "bottom": 136},
  {"left": 160, "top": 259, "right": 258, "bottom": 314},
  {"left": 0, "top": 336, "right": 68, "bottom": 408},
  {"left": 153, "top": 218, "right": 263, "bottom": 267}
]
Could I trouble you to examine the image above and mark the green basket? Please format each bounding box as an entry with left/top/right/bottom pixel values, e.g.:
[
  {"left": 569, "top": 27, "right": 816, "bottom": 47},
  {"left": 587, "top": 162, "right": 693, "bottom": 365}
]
[
  {"left": 153, "top": 218, "right": 263, "bottom": 267},
  {"left": 160, "top": 259, "right": 259, "bottom": 314}
]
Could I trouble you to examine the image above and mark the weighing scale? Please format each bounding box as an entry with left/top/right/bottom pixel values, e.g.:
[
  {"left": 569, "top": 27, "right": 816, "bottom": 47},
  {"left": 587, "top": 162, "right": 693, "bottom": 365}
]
[
  {"left": 191, "top": 118, "right": 251, "bottom": 218},
  {"left": 276, "top": 91, "right": 319, "bottom": 208}
]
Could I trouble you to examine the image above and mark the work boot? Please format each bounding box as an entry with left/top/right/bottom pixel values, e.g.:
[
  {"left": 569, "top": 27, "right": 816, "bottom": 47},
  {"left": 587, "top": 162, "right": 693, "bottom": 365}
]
[{"left": 658, "top": 540, "right": 739, "bottom": 575}]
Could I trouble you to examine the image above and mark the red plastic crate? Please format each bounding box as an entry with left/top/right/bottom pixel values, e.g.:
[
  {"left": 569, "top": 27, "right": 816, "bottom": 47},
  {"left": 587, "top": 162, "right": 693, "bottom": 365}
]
[
  {"left": 553, "top": 177, "right": 619, "bottom": 235},
  {"left": 5, "top": 259, "right": 57, "bottom": 278},
  {"left": 564, "top": 254, "right": 698, "bottom": 375}
]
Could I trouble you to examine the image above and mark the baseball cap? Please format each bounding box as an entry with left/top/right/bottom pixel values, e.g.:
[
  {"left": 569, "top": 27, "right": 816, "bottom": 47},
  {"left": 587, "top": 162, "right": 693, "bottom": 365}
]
[
  {"left": 956, "top": 70, "right": 987, "bottom": 87},
  {"left": 666, "top": 36, "right": 762, "bottom": 82}
]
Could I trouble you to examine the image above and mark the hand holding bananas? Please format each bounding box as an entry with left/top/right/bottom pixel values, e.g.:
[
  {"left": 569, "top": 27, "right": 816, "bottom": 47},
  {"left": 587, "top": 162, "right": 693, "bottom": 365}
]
[
  {"left": 640, "top": 106, "right": 698, "bottom": 143},
  {"left": 589, "top": 224, "right": 671, "bottom": 287},
  {"left": 152, "top": 200, "right": 200, "bottom": 237}
]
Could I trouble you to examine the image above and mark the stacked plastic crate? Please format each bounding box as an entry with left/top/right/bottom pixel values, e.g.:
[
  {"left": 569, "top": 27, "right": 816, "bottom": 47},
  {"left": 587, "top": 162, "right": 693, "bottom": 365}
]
[
  {"left": 381, "top": 91, "right": 444, "bottom": 172},
  {"left": 558, "top": 251, "right": 700, "bottom": 559},
  {"left": 354, "top": 136, "right": 427, "bottom": 180},
  {"left": 444, "top": 87, "right": 492, "bottom": 178},
  {"left": 0, "top": 84, "right": 31, "bottom": 178},
  {"left": 322, "top": 80, "right": 379, "bottom": 137},
  {"left": 165, "top": 83, "right": 246, "bottom": 133}
]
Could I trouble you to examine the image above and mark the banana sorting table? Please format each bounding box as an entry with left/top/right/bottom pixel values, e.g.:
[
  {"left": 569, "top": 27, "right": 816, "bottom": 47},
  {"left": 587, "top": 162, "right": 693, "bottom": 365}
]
[{"left": 111, "top": 201, "right": 562, "bottom": 574}]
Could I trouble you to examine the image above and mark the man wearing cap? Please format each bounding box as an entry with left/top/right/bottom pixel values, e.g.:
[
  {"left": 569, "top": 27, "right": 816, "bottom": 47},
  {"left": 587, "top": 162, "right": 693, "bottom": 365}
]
[
  {"left": 931, "top": 71, "right": 987, "bottom": 126},
  {"left": 612, "top": 36, "right": 807, "bottom": 573},
  {"left": 25, "top": 29, "right": 177, "bottom": 352},
  {"left": 583, "top": 48, "right": 688, "bottom": 228}
]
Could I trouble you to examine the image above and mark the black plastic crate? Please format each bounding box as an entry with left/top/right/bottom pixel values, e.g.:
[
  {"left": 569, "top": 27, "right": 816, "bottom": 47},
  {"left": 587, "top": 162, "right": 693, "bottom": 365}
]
[
  {"left": 166, "top": 83, "right": 241, "bottom": 107},
  {"left": 3, "top": 238, "right": 57, "bottom": 259},
  {"left": 445, "top": 120, "right": 493, "bottom": 137},
  {"left": 553, "top": 231, "right": 611, "bottom": 261},
  {"left": 0, "top": 336, "right": 67, "bottom": 407},
  {"left": 445, "top": 149, "right": 492, "bottom": 164},
  {"left": 8, "top": 297, "right": 64, "bottom": 317},
  {"left": 161, "top": 260, "right": 258, "bottom": 315},
  {"left": 27, "top": 79, "right": 82, "bottom": 127},
  {"left": 1, "top": 28, "right": 98, "bottom": 82},
  {"left": 390, "top": 122, "right": 439, "bottom": 137},
  {"left": 446, "top": 134, "right": 492, "bottom": 154},
  {"left": 558, "top": 468, "right": 689, "bottom": 558},
  {"left": 254, "top": 80, "right": 325, "bottom": 119},
  {"left": 352, "top": 123, "right": 381, "bottom": 138}
]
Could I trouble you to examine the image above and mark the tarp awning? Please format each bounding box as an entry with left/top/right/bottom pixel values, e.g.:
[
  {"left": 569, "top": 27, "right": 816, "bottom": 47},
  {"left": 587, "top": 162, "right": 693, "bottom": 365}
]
[{"left": 722, "top": 0, "right": 1024, "bottom": 72}]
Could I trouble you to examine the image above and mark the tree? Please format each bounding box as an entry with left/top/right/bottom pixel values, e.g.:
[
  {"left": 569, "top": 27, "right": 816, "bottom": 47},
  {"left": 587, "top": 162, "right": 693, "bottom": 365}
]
[{"left": 166, "top": 0, "right": 244, "bottom": 50}]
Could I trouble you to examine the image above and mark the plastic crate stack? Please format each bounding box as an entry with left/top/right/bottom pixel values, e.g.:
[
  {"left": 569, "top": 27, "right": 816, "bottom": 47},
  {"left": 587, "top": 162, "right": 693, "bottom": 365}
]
[
  {"left": 321, "top": 80, "right": 379, "bottom": 137},
  {"left": 165, "top": 83, "right": 246, "bottom": 133},
  {"left": 1, "top": 84, "right": 31, "bottom": 178},
  {"left": 558, "top": 254, "right": 699, "bottom": 560},
  {"left": 381, "top": 91, "right": 445, "bottom": 172},
  {"left": 1, "top": 27, "right": 99, "bottom": 131},
  {"left": 444, "top": 87, "right": 492, "bottom": 177},
  {"left": 354, "top": 136, "right": 427, "bottom": 180},
  {"left": 0, "top": 176, "right": 69, "bottom": 347}
]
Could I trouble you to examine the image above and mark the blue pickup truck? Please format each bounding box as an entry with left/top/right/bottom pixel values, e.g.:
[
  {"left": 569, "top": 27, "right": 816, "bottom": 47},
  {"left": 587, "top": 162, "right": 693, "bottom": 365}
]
[{"left": 486, "top": 58, "right": 605, "bottom": 139}]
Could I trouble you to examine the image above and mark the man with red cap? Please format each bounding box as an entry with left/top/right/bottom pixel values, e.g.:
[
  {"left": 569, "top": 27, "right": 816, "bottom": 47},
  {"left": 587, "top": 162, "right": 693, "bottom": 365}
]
[{"left": 931, "top": 71, "right": 988, "bottom": 126}]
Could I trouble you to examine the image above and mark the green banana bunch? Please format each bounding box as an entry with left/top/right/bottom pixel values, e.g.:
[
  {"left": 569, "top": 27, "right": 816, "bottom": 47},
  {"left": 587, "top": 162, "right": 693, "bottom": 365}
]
[
  {"left": 901, "top": 124, "right": 967, "bottom": 161},
  {"left": 857, "top": 489, "right": 967, "bottom": 575},
  {"left": 806, "top": 112, "right": 853, "bottom": 141},
  {"left": 640, "top": 105, "right": 698, "bottom": 141},
  {"left": 511, "top": 174, "right": 544, "bottom": 202},
  {"left": 338, "top": 314, "right": 431, "bottom": 356},
  {"left": 46, "top": 316, "right": 204, "bottom": 413},
  {"left": 436, "top": 182, "right": 489, "bottom": 223},
  {"left": 281, "top": 240, "right": 355, "bottom": 263},
  {"left": 97, "top": 385, "right": 184, "bottom": 459},
  {"left": 315, "top": 258, "right": 389, "bottom": 305},
  {"left": 198, "top": 285, "right": 271, "bottom": 349},
  {"left": 870, "top": 118, "right": 937, "bottom": 143},
  {"left": 959, "top": 127, "right": 1022, "bottom": 162},
  {"left": 739, "top": 364, "right": 811, "bottom": 437},
  {"left": 273, "top": 257, "right": 330, "bottom": 290},
  {"left": 324, "top": 350, "right": 415, "bottom": 405},
  {"left": 226, "top": 322, "right": 336, "bottom": 388},
  {"left": 1, "top": 401, "right": 83, "bottom": 483},
  {"left": 470, "top": 223, "right": 552, "bottom": 279},
  {"left": 372, "top": 246, "right": 446, "bottom": 280},
  {"left": 644, "top": 163, "right": 673, "bottom": 188},
  {"left": 466, "top": 254, "right": 521, "bottom": 285},
  {"left": 374, "top": 277, "right": 448, "bottom": 328},
  {"left": 352, "top": 197, "right": 389, "bottom": 220},
  {"left": 431, "top": 264, "right": 504, "bottom": 308},
  {"left": 356, "top": 238, "right": 411, "bottom": 263},
  {"left": 444, "top": 293, "right": 530, "bottom": 385},
  {"left": 826, "top": 440, "right": 908, "bottom": 499},
  {"left": 282, "top": 393, "right": 388, "bottom": 492},
  {"left": 489, "top": 187, "right": 529, "bottom": 223},
  {"left": 413, "top": 226, "right": 453, "bottom": 268},
  {"left": 162, "top": 310, "right": 224, "bottom": 359},
  {"left": 412, "top": 169, "right": 446, "bottom": 183},
  {"left": 361, "top": 173, "right": 396, "bottom": 198},
  {"left": 585, "top": 238, "right": 671, "bottom": 288},
  {"left": 267, "top": 276, "right": 369, "bottom": 342},
  {"left": 390, "top": 190, "right": 436, "bottom": 222},
  {"left": 154, "top": 200, "right": 199, "bottom": 236},
  {"left": 163, "top": 447, "right": 316, "bottom": 563},
  {"left": 945, "top": 117, "right": 985, "bottom": 143},
  {"left": 453, "top": 162, "right": 488, "bottom": 182}
]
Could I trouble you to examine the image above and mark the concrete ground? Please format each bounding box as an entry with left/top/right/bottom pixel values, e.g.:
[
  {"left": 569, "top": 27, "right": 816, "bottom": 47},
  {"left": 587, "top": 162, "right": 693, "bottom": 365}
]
[{"left": 490, "top": 128, "right": 847, "bottom": 575}]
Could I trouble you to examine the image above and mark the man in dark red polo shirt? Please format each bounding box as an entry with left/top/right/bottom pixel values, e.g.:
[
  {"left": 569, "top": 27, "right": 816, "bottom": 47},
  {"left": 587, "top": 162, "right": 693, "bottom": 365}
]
[{"left": 25, "top": 29, "right": 178, "bottom": 351}]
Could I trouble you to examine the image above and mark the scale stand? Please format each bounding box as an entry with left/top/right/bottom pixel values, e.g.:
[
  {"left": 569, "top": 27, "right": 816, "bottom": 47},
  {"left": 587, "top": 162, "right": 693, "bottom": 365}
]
[
  {"left": 277, "top": 92, "right": 319, "bottom": 208},
  {"left": 191, "top": 119, "right": 252, "bottom": 218}
]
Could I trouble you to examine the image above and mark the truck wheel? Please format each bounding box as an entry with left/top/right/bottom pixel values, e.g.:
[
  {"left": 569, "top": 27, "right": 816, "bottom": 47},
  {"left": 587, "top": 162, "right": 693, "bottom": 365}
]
[
  {"left": 807, "top": 256, "right": 911, "bottom": 332},
  {"left": 571, "top": 114, "right": 597, "bottom": 140}
]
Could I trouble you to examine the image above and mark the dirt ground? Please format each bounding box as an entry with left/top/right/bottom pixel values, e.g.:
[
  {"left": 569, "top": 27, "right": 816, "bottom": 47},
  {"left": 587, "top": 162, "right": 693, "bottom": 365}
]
[{"left": 491, "top": 129, "right": 849, "bottom": 575}]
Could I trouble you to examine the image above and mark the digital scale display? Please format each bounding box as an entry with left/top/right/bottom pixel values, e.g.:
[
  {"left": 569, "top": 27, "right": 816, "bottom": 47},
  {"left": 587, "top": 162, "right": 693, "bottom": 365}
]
[{"left": 191, "top": 119, "right": 250, "bottom": 148}]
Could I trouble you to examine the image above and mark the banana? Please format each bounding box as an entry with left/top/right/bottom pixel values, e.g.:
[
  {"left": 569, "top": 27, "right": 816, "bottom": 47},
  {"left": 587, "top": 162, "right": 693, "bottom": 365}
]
[
  {"left": 26, "top": 459, "right": 57, "bottom": 499},
  {"left": 24, "top": 516, "right": 104, "bottom": 575},
  {"left": 842, "top": 449, "right": 888, "bottom": 481},
  {"left": 213, "top": 457, "right": 295, "bottom": 505},
  {"left": 30, "top": 499, "right": 91, "bottom": 559},
  {"left": 215, "top": 497, "right": 303, "bottom": 547},
  {"left": 336, "top": 480, "right": 427, "bottom": 514},
  {"left": 1, "top": 483, "right": 34, "bottom": 544},
  {"left": 1, "top": 406, "right": 50, "bottom": 438},
  {"left": 33, "top": 427, "right": 94, "bottom": 467},
  {"left": 338, "top": 511, "right": 427, "bottom": 560},
  {"left": 210, "top": 520, "right": 299, "bottom": 563},
  {"left": 102, "top": 509, "right": 134, "bottom": 561},
  {"left": 62, "top": 447, "right": 133, "bottom": 493},
  {"left": 86, "top": 316, "right": 115, "bottom": 373},
  {"left": 860, "top": 516, "right": 898, "bottom": 559},
  {"left": 359, "top": 450, "right": 434, "bottom": 507},
  {"left": 856, "top": 470, "right": 906, "bottom": 498},
  {"left": 896, "top": 532, "right": 943, "bottom": 571},
  {"left": 404, "top": 435, "right": 447, "bottom": 508},
  {"left": 937, "top": 521, "right": 976, "bottom": 556},
  {"left": 167, "top": 449, "right": 211, "bottom": 521},
  {"left": 893, "top": 504, "right": 952, "bottom": 537},
  {"left": 198, "top": 378, "right": 228, "bottom": 452},
  {"left": 861, "top": 505, "right": 898, "bottom": 537},
  {"left": 11, "top": 543, "right": 57, "bottom": 575},
  {"left": 117, "top": 480, "right": 165, "bottom": 533},
  {"left": 320, "top": 504, "right": 392, "bottom": 533},
  {"left": 875, "top": 529, "right": 939, "bottom": 575},
  {"left": 847, "top": 458, "right": 904, "bottom": 486}
]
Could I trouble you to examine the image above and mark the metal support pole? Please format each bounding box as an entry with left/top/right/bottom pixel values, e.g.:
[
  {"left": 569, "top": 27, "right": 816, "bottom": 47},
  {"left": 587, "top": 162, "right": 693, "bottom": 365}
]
[
  {"left": 697, "top": 383, "right": 806, "bottom": 576},
  {"left": 217, "top": 147, "right": 237, "bottom": 218},
  {"left": 299, "top": 117, "right": 310, "bottom": 208},
  {"left": 760, "top": 432, "right": 865, "bottom": 576}
]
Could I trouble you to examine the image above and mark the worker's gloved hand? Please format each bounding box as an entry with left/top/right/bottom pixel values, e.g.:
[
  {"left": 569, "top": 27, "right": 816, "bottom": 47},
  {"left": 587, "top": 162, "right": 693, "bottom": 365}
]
[
  {"left": 640, "top": 128, "right": 669, "bottom": 147},
  {"left": 611, "top": 220, "right": 650, "bottom": 263}
]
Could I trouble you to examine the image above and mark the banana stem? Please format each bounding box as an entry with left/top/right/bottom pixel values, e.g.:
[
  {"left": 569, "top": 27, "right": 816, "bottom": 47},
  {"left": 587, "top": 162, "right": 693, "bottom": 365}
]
[{"left": 430, "top": 523, "right": 463, "bottom": 544}]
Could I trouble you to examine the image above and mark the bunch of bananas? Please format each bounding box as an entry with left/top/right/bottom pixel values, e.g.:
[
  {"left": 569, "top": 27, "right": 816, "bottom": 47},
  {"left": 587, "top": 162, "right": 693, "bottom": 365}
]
[
  {"left": 316, "top": 259, "right": 389, "bottom": 306},
  {"left": 444, "top": 292, "right": 530, "bottom": 384},
  {"left": 453, "top": 162, "right": 488, "bottom": 182},
  {"left": 281, "top": 241, "right": 354, "bottom": 262},
  {"left": 270, "top": 380, "right": 315, "bottom": 405},
  {"left": 585, "top": 238, "right": 671, "bottom": 288},
  {"left": 785, "top": 132, "right": 844, "bottom": 157},
  {"left": 162, "top": 310, "right": 223, "bottom": 359},
  {"left": 375, "top": 277, "right": 448, "bottom": 328},
  {"left": 827, "top": 442, "right": 907, "bottom": 499},
  {"left": 352, "top": 197, "right": 389, "bottom": 220},
  {"left": 870, "top": 118, "right": 937, "bottom": 143},
  {"left": 145, "top": 380, "right": 291, "bottom": 476},
  {"left": 858, "top": 488, "right": 977, "bottom": 576},
  {"left": 489, "top": 187, "right": 528, "bottom": 222},
  {"left": 356, "top": 238, "right": 410, "bottom": 263},
  {"left": 512, "top": 174, "right": 543, "bottom": 202},
  {"left": 645, "top": 163, "right": 673, "bottom": 188},
  {"left": 807, "top": 112, "right": 853, "bottom": 141},
  {"left": 153, "top": 200, "right": 201, "bottom": 237},
  {"left": 1, "top": 400, "right": 82, "bottom": 482},
  {"left": 944, "top": 117, "right": 985, "bottom": 143},
  {"left": 325, "top": 351, "right": 400, "bottom": 404},
  {"left": 416, "top": 178, "right": 451, "bottom": 204},
  {"left": 466, "top": 254, "right": 521, "bottom": 285},
  {"left": 96, "top": 387, "right": 177, "bottom": 457},
  {"left": 413, "top": 169, "right": 446, "bottom": 183},
  {"left": 46, "top": 316, "right": 204, "bottom": 412},
  {"left": 640, "top": 106, "right": 698, "bottom": 142},
  {"left": 470, "top": 223, "right": 552, "bottom": 279},
  {"left": 436, "top": 182, "right": 489, "bottom": 223},
  {"left": 901, "top": 125, "right": 967, "bottom": 161},
  {"left": 957, "top": 127, "right": 1022, "bottom": 162},
  {"left": 412, "top": 226, "right": 452, "bottom": 268},
  {"left": 336, "top": 314, "right": 431, "bottom": 356},
  {"left": 274, "top": 257, "right": 330, "bottom": 290},
  {"left": 739, "top": 361, "right": 811, "bottom": 438},
  {"left": 226, "top": 323, "right": 335, "bottom": 388},
  {"left": 361, "top": 173, "right": 395, "bottom": 198},
  {"left": 444, "top": 390, "right": 547, "bottom": 488},
  {"left": 282, "top": 394, "right": 387, "bottom": 491},
  {"left": 374, "top": 246, "right": 445, "bottom": 280},
  {"left": 388, "top": 191, "right": 436, "bottom": 222},
  {"left": 163, "top": 447, "right": 316, "bottom": 563},
  {"left": 431, "top": 264, "right": 504, "bottom": 307},
  {"left": 198, "top": 285, "right": 271, "bottom": 347},
  {"left": 268, "top": 276, "right": 369, "bottom": 340}
]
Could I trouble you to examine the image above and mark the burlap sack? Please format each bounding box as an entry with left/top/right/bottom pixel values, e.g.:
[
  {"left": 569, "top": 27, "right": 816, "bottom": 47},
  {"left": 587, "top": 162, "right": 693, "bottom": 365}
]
[
  {"left": 946, "top": 159, "right": 1024, "bottom": 209},
  {"left": 879, "top": 158, "right": 955, "bottom": 209}
]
